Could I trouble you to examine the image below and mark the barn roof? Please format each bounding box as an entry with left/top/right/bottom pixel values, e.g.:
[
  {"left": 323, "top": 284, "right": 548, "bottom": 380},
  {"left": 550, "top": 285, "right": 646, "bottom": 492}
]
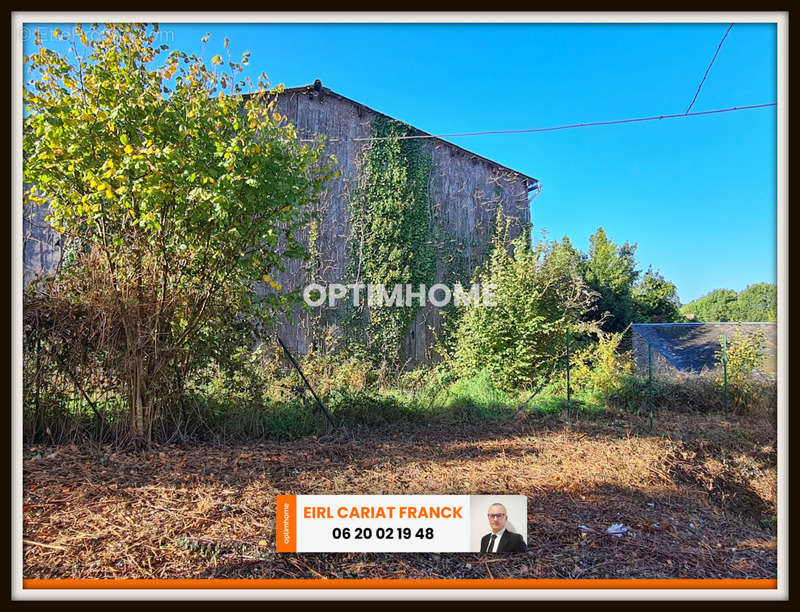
[
  {"left": 276, "top": 82, "right": 539, "bottom": 186},
  {"left": 631, "top": 322, "right": 777, "bottom": 375}
]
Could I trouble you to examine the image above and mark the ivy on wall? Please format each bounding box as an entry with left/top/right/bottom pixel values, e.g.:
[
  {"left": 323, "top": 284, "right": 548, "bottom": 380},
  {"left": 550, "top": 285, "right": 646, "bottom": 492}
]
[{"left": 345, "top": 116, "right": 436, "bottom": 364}]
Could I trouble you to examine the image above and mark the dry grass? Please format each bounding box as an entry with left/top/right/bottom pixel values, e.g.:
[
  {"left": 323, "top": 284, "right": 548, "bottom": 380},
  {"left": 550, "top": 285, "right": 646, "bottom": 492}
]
[{"left": 22, "top": 407, "right": 777, "bottom": 580}]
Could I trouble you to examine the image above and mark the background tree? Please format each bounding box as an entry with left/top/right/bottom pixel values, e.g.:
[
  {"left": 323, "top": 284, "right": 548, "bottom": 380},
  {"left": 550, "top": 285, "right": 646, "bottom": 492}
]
[
  {"left": 23, "top": 24, "right": 334, "bottom": 447},
  {"left": 731, "top": 283, "right": 777, "bottom": 322},
  {"left": 632, "top": 268, "right": 682, "bottom": 323},
  {"left": 680, "top": 288, "right": 739, "bottom": 322},
  {"left": 681, "top": 289, "right": 737, "bottom": 321},
  {"left": 580, "top": 227, "right": 639, "bottom": 333},
  {"left": 681, "top": 283, "right": 776, "bottom": 322}
]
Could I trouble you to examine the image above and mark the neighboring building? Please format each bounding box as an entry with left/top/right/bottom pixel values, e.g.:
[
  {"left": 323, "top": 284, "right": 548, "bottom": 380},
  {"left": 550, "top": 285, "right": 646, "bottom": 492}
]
[
  {"left": 23, "top": 81, "right": 539, "bottom": 363},
  {"left": 23, "top": 188, "right": 62, "bottom": 287},
  {"left": 630, "top": 322, "right": 777, "bottom": 378}
]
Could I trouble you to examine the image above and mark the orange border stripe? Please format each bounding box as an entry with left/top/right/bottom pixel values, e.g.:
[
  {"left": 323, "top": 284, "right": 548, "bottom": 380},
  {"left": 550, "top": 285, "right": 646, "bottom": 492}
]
[{"left": 23, "top": 579, "right": 776, "bottom": 590}]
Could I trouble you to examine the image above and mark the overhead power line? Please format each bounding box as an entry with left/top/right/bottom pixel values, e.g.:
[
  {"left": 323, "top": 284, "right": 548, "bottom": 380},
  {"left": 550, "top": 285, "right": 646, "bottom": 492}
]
[
  {"left": 319, "top": 102, "right": 773, "bottom": 143},
  {"left": 685, "top": 23, "right": 735, "bottom": 115}
]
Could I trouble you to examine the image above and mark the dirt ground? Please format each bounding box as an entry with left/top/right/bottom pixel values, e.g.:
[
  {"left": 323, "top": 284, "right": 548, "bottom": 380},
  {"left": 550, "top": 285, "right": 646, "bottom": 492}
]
[{"left": 22, "top": 408, "right": 777, "bottom": 580}]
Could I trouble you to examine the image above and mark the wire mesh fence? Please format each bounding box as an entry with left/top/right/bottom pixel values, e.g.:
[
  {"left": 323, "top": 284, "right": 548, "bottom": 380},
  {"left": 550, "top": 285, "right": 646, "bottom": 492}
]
[{"left": 22, "top": 320, "right": 778, "bottom": 446}]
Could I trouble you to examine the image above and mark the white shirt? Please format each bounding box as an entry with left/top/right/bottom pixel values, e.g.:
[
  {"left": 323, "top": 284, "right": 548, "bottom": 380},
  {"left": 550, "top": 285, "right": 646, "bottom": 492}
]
[{"left": 487, "top": 528, "right": 506, "bottom": 552}]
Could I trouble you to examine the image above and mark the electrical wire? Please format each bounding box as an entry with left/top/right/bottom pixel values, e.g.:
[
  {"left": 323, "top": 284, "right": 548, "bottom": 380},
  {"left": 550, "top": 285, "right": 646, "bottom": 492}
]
[
  {"left": 295, "top": 24, "right": 753, "bottom": 144},
  {"left": 685, "top": 23, "right": 735, "bottom": 115},
  {"left": 305, "top": 102, "right": 773, "bottom": 143}
]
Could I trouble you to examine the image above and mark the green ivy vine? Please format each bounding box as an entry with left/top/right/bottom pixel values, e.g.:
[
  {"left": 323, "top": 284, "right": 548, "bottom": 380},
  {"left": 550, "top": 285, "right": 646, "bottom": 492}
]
[{"left": 345, "top": 116, "right": 436, "bottom": 364}]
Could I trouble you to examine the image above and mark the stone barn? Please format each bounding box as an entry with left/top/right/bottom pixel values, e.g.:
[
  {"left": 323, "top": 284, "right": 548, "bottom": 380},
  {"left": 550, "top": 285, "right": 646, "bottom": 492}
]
[{"left": 23, "top": 81, "right": 539, "bottom": 363}]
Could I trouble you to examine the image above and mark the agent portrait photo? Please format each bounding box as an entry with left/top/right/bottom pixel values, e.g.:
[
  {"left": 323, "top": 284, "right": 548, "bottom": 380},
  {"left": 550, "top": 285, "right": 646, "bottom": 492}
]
[{"left": 479, "top": 502, "right": 527, "bottom": 553}]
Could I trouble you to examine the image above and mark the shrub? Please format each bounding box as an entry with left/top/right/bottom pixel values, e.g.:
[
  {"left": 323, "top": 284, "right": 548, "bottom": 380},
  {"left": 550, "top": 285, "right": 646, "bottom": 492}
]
[
  {"left": 449, "top": 217, "right": 598, "bottom": 391},
  {"left": 716, "top": 331, "right": 775, "bottom": 415},
  {"left": 550, "top": 330, "right": 634, "bottom": 399}
]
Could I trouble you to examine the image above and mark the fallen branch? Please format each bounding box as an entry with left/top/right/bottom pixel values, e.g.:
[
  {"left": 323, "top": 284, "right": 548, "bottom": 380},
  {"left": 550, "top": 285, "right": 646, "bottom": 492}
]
[{"left": 23, "top": 538, "right": 67, "bottom": 551}]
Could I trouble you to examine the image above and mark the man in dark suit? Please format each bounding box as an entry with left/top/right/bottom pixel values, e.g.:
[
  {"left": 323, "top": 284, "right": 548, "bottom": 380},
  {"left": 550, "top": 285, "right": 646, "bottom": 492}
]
[{"left": 480, "top": 502, "right": 527, "bottom": 553}]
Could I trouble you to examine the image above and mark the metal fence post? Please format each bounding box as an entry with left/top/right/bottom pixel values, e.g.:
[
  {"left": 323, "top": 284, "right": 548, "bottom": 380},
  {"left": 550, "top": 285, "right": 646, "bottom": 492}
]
[
  {"left": 722, "top": 334, "right": 729, "bottom": 420},
  {"left": 566, "top": 327, "right": 571, "bottom": 428},
  {"left": 648, "top": 342, "right": 653, "bottom": 430}
]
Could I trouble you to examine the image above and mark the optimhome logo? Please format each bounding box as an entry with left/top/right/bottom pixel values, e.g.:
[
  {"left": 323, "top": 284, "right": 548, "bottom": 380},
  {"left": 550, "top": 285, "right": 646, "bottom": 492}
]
[{"left": 303, "top": 283, "right": 497, "bottom": 309}]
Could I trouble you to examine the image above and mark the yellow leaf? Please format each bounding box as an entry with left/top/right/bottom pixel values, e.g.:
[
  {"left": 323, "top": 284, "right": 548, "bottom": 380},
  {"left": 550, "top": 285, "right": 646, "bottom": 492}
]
[
  {"left": 211, "top": 55, "right": 223, "bottom": 65},
  {"left": 257, "top": 540, "right": 268, "bottom": 548},
  {"left": 124, "top": 144, "right": 133, "bottom": 154}
]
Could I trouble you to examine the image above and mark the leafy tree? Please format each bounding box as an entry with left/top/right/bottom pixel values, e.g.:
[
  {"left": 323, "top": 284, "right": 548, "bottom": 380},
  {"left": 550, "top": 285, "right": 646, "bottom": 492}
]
[
  {"left": 451, "top": 219, "right": 598, "bottom": 391},
  {"left": 23, "top": 24, "right": 334, "bottom": 447},
  {"left": 682, "top": 283, "right": 777, "bottom": 322},
  {"left": 581, "top": 227, "right": 639, "bottom": 332},
  {"left": 731, "top": 283, "right": 777, "bottom": 322},
  {"left": 680, "top": 288, "right": 739, "bottom": 322},
  {"left": 632, "top": 268, "right": 681, "bottom": 323}
]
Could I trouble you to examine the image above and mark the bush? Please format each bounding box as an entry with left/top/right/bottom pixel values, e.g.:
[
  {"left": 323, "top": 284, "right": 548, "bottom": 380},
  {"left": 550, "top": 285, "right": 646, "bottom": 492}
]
[
  {"left": 547, "top": 330, "right": 634, "bottom": 399},
  {"left": 449, "top": 217, "right": 598, "bottom": 391}
]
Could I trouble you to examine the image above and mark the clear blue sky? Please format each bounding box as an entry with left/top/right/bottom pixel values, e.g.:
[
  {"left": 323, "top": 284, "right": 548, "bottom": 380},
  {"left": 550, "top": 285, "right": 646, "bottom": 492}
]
[{"left": 25, "top": 21, "right": 778, "bottom": 304}]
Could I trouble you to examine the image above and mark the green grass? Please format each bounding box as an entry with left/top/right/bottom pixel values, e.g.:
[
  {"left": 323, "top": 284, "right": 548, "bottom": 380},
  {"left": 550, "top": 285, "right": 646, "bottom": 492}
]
[
  {"left": 26, "top": 364, "right": 623, "bottom": 443},
  {"left": 324, "top": 369, "right": 516, "bottom": 428},
  {"left": 527, "top": 390, "right": 605, "bottom": 416}
]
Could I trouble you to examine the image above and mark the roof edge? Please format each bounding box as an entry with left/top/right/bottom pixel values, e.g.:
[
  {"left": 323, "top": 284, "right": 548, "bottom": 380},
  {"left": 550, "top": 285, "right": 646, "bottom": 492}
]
[{"left": 262, "top": 83, "right": 538, "bottom": 186}]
